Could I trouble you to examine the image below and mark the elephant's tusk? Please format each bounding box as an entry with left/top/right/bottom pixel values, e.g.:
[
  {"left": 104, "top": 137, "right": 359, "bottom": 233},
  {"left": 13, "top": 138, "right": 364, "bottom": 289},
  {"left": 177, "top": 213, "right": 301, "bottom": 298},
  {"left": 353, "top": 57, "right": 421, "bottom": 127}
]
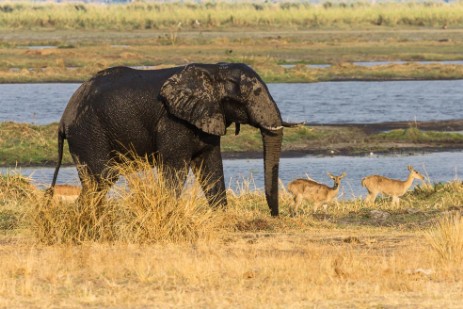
[{"left": 263, "top": 126, "right": 284, "bottom": 131}]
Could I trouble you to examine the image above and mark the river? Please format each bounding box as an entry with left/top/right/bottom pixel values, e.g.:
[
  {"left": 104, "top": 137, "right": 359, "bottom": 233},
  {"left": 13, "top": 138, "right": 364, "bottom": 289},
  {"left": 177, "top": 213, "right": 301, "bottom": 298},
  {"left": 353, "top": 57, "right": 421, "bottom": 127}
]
[
  {"left": 1, "top": 80, "right": 463, "bottom": 124},
  {"left": 1, "top": 81, "right": 461, "bottom": 199}
]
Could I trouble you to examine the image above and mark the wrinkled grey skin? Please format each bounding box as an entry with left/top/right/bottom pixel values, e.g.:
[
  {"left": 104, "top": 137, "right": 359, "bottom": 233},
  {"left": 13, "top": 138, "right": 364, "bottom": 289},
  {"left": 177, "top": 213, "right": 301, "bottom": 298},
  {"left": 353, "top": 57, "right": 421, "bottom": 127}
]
[{"left": 49, "top": 63, "right": 285, "bottom": 216}]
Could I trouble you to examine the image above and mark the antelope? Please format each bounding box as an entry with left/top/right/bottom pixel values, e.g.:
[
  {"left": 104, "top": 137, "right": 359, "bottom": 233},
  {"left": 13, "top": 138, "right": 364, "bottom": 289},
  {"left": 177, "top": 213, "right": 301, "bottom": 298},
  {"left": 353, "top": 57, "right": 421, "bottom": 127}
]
[
  {"left": 288, "top": 172, "right": 346, "bottom": 216},
  {"left": 52, "top": 184, "right": 81, "bottom": 203},
  {"left": 361, "top": 165, "right": 425, "bottom": 206}
]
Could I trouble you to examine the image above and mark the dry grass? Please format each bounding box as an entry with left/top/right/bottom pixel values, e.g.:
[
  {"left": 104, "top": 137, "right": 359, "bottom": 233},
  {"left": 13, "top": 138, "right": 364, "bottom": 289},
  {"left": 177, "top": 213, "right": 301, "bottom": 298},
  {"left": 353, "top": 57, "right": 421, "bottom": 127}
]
[
  {"left": 427, "top": 213, "right": 463, "bottom": 265},
  {"left": 28, "top": 156, "right": 221, "bottom": 245},
  {"left": 1, "top": 163, "right": 463, "bottom": 307},
  {"left": 2, "top": 2, "right": 463, "bottom": 31},
  {"left": 0, "top": 172, "right": 36, "bottom": 202},
  {"left": 0, "top": 230, "right": 462, "bottom": 307}
]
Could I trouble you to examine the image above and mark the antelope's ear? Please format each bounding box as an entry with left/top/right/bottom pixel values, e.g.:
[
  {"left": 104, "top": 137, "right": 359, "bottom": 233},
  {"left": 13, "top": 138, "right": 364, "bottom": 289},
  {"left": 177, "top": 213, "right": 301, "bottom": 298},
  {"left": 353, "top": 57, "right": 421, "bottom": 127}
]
[
  {"left": 340, "top": 172, "right": 347, "bottom": 178},
  {"left": 160, "top": 65, "right": 226, "bottom": 136},
  {"left": 407, "top": 165, "right": 413, "bottom": 171},
  {"left": 327, "top": 172, "right": 335, "bottom": 179}
]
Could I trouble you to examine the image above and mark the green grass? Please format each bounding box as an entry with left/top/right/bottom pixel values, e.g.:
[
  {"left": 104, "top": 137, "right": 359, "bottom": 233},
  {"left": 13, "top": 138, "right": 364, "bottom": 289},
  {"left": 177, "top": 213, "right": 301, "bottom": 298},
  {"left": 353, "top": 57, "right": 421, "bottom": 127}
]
[
  {"left": 3, "top": 62, "right": 463, "bottom": 84},
  {"left": 374, "top": 127, "right": 463, "bottom": 143},
  {"left": 0, "top": 122, "right": 73, "bottom": 166}
]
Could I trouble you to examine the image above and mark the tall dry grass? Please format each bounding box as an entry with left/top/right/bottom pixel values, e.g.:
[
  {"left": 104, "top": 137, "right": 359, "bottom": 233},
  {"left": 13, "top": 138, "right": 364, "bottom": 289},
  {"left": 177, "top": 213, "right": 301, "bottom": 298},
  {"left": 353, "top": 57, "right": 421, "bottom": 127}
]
[
  {"left": 0, "top": 172, "right": 36, "bottom": 202},
  {"left": 427, "top": 213, "right": 463, "bottom": 264},
  {"left": 1, "top": 2, "right": 463, "bottom": 31},
  {"left": 28, "top": 156, "right": 221, "bottom": 245}
]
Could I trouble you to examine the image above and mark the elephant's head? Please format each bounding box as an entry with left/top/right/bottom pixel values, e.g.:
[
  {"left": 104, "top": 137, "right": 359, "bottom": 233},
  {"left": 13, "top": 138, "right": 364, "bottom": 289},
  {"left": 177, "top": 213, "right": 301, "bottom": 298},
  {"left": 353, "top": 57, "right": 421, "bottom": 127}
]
[{"left": 160, "top": 63, "right": 283, "bottom": 216}]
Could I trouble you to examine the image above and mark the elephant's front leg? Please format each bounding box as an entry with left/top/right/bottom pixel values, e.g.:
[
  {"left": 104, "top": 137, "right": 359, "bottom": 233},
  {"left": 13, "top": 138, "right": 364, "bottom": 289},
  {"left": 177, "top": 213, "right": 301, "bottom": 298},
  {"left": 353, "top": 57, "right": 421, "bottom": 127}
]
[
  {"left": 161, "top": 160, "right": 190, "bottom": 198},
  {"left": 191, "top": 146, "right": 227, "bottom": 208}
]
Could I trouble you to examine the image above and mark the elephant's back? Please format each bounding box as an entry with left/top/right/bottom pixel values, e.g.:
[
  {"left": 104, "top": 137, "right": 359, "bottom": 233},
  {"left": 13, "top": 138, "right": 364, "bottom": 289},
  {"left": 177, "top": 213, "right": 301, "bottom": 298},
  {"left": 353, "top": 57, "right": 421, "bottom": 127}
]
[
  {"left": 59, "top": 67, "right": 173, "bottom": 150},
  {"left": 59, "top": 66, "right": 188, "bottom": 153},
  {"left": 61, "top": 67, "right": 167, "bottom": 125}
]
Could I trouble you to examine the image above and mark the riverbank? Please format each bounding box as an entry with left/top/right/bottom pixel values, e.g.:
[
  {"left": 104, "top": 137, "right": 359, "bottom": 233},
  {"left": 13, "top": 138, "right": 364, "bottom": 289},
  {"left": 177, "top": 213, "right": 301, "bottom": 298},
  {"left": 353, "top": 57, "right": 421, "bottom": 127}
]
[
  {"left": 3, "top": 62, "right": 463, "bottom": 84},
  {"left": 1, "top": 120, "right": 462, "bottom": 167}
]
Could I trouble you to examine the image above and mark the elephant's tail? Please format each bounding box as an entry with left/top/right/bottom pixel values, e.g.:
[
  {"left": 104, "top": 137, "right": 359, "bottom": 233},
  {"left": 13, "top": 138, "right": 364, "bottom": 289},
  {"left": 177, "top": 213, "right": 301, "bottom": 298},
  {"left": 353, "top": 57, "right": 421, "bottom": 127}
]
[{"left": 46, "top": 123, "right": 66, "bottom": 199}]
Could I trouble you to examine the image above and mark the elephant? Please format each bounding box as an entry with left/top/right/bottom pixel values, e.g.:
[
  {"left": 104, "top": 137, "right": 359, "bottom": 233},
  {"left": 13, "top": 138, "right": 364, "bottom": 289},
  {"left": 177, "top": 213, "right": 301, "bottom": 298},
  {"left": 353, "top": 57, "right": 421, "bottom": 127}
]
[{"left": 49, "top": 63, "right": 289, "bottom": 216}]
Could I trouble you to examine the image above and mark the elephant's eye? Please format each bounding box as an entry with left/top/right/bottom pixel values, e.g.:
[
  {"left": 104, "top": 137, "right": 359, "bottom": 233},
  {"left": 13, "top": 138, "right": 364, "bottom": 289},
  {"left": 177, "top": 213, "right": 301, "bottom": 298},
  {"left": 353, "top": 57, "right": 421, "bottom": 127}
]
[{"left": 253, "top": 87, "right": 262, "bottom": 96}]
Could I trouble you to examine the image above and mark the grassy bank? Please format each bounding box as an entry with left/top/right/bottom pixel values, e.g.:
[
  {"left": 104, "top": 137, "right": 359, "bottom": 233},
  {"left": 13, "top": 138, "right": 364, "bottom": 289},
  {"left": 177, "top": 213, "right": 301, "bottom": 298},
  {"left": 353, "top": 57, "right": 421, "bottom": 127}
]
[
  {"left": 1, "top": 121, "right": 463, "bottom": 166},
  {"left": 0, "top": 122, "right": 73, "bottom": 166},
  {"left": 3, "top": 62, "right": 463, "bottom": 84},
  {"left": 1, "top": 164, "right": 462, "bottom": 307}
]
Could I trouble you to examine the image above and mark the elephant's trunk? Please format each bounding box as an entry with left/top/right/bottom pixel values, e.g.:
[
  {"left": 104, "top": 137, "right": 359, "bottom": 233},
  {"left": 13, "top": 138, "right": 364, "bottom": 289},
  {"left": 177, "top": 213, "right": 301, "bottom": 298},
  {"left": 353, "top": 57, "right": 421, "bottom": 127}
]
[{"left": 261, "top": 128, "right": 283, "bottom": 217}]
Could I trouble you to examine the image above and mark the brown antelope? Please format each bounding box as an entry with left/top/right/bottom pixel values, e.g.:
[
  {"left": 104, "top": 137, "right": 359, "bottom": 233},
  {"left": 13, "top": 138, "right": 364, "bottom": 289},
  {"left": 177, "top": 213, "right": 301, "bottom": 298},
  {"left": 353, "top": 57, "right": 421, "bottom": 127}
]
[
  {"left": 287, "top": 172, "right": 346, "bottom": 216},
  {"left": 52, "top": 184, "right": 81, "bottom": 203},
  {"left": 361, "top": 165, "right": 425, "bottom": 206}
]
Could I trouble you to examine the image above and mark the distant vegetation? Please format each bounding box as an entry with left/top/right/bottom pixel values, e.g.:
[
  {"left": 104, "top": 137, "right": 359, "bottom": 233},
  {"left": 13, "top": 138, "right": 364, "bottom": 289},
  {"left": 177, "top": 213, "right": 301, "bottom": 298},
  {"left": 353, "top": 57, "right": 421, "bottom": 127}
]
[
  {"left": 1, "top": 122, "right": 463, "bottom": 166},
  {"left": 2, "top": 2, "right": 463, "bottom": 83},
  {"left": 0, "top": 2, "right": 462, "bottom": 30}
]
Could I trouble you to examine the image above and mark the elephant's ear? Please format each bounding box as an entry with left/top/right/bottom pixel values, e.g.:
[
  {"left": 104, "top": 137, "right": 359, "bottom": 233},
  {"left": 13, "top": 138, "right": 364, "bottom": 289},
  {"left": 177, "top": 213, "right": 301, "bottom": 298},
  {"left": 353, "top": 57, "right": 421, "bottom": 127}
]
[{"left": 160, "top": 65, "right": 226, "bottom": 136}]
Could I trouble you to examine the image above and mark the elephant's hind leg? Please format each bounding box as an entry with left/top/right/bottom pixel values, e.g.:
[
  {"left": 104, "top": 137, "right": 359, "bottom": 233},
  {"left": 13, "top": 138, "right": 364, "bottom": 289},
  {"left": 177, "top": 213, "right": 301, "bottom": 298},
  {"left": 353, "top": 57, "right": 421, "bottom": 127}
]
[{"left": 76, "top": 164, "right": 117, "bottom": 209}]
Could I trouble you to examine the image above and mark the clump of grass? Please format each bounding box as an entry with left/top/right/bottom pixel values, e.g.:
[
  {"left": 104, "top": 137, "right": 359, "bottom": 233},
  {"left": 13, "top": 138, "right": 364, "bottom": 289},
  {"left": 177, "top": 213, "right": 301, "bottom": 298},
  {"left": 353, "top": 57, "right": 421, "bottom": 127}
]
[
  {"left": 28, "top": 155, "right": 221, "bottom": 245},
  {"left": 426, "top": 214, "right": 463, "bottom": 264},
  {"left": 403, "top": 181, "right": 463, "bottom": 210},
  {"left": 0, "top": 172, "right": 37, "bottom": 231},
  {"left": 112, "top": 156, "right": 220, "bottom": 244},
  {"left": 282, "top": 125, "right": 317, "bottom": 144},
  {"left": 30, "top": 188, "right": 109, "bottom": 244},
  {"left": 0, "top": 172, "right": 36, "bottom": 202}
]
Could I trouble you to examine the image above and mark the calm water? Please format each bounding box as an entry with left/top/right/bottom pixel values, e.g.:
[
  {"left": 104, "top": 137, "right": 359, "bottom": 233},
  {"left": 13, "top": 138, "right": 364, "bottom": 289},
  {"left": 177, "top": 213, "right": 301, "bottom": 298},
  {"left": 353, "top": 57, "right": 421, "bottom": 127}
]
[
  {"left": 3, "top": 151, "right": 461, "bottom": 199},
  {"left": 1, "top": 80, "right": 463, "bottom": 124}
]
